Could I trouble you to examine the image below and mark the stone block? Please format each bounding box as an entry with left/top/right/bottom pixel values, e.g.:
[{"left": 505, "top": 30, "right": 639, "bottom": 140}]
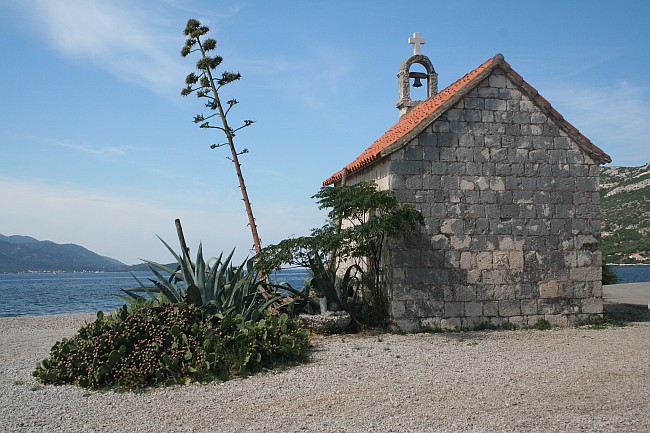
[
  {"left": 432, "top": 121, "right": 450, "bottom": 133},
  {"left": 477, "top": 251, "right": 493, "bottom": 270},
  {"left": 410, "top": 299, "right": 445, "bottom": 317},
  {"left": 390, "top": 300, "right": 407, "bottom": 318},
  {"left": 488, "top": 73, "right": 507, "bottom": 88},
  {"left": 489, "top": 177, "right": 505, "bottom": 191},
  {"left": 390, "top": 319, "right": 420, "bottom": 332},
  {"left": 450, "top": 235, "right": 471, "bottom": 250},
  {"left": 509, "top": 251, "right": 524, "bottom": 270},
  {"left": 440, "top": 318, "right": 462, "bottom": 331},
  {"left": 419, "top": 317, "right": 441, "bottom": 330},
  {"left": 545, "top": 314, "right": 568, "bottom": 327},
  {"left": 559, "top": 282, "right": 574, "bottom": 298},
  {"left": 440, "top": 218, "right": 463, "bottom": 234},
  {"left": 465, "top": 97, "right": 484, "bottom": 109},
  {"left": 592, "top": 281, "right": 603, "bottom": 298},
  {"left": 521, "top": 299, "right": 538, "bottom": 315},
  {"left": 482, "top": 270, "right": 509, "bottom": 285},
  {"left": 508, "top": 316, "right": 526, "bottom": 328},
  {"left": 483, "top": 300, "right": 499, "bottom": 316},
  {"left": 457, "top": 285, "right": 477, "bottom": 302},
  {"left": 538, "top": 298, "right": 570, "bottom": 315},
  {"left": 460, "top": 178, "right": 475, "bottom": 190},
  {"left": 572, "top": 282, "right": 592, "bottom": 299},
  {"left": 445, "top": 250, "right": 460, "bottom": 268},
  {"left": 577, "top": 177, "right": 599, "bottom": 192},
  {"left": 478, "top": 86, "right": 500, "bottom": 98},
  {"left": 481, "top": 110, "right": 495, "bottom": 122},
  {"left": 489, "top": 317, "right": 506, "bottom": 328},
  {"left": 493, "top": 286, "right": 517, "bottom": 303},
  {"left": 581, "top": 297, "right": 603, "bottom": 314},
  {"left": 465, "top": 301, "right": 483, "bottom": 317},
  {"left": 570, "top": 267, "right": 600, "bottom": 282},
  {"left": 459, "top": 251, "right": 476, "bottom": 270},
  {"left": 444, "top": 302, "right": 465, "bottom": 318},
  {"left": 526, "top": 314, "right": 545, "bottom": 326},
  {"left": 498, "top": 300, "right": 521, "bottom": 316},
  {"left": 456, "top": 147, "right": 474, "bottom": 163},
  {"left": 473, "top": 154, "right": 491, "bottom": 171},
  {"left": 519, "top": 100, "right": 534, "bottom": 112},
  {"left": 485, "top": 98, "right": 507, "bottom": 111}
]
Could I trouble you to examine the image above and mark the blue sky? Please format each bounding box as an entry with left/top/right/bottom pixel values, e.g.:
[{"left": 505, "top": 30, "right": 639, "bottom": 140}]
[{"left": 1, "top": 1, "right": 649, "bottom": 265}]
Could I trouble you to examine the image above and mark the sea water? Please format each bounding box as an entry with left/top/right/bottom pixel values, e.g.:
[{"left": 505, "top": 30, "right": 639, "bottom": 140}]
[
  {"left": 0, "top": 269, "right": 311, "bottom": 318},
  {"left": 610, "top": 265, "right": 650, "bottom": 284},
  {"left": 1, "top": 266, "right": 647, "bottom": 318}
]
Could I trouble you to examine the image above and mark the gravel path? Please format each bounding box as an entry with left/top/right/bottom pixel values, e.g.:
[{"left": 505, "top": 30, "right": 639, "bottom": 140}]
[{"left": 1, "top": 313, "right": 649, "bottom": 432}]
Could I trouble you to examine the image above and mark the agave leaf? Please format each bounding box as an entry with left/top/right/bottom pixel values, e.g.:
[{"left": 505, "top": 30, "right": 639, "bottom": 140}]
[
  {"left": 126, "top": 272, "right": 160, "bottom": 300},
  {"left": 114, "top": 293, "right": 144, "bottom": 304},
  {"left": 216, "top": 249, "right": 236, "bottom": 289},
  {"left": 186, "top": 283, "right": 203, "bottom": 306},
  {"left": 156, "top": 235, "right": 183, "bottom": 264},
  {"left": 152, "top": 278, "right": 181, "bottom": 303},
  {"left": 214, "top": 249, "right": 236, "bottom": 307},
  {"left": 268, "top": 283, "right": 320, "bottom": 308},
  {"left": 157, "top": 235, "right": 196, "bottom": 288},
  {"left": 258, "top": 293, "right": 285, "bottom": 312},
  {"left": 137, "top": 258, "right": 177, "bottom": 276},
  {"left": 205, "top": 251, "right": 223, "bottom": 302},
  {"left": 195, "top": 243, "right": 206, "bottom": 302}
]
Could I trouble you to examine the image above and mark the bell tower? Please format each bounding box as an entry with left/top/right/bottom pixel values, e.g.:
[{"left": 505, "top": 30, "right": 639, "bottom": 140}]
[{"left": 396, "top": 32, "right": 438, "bottom": 117}]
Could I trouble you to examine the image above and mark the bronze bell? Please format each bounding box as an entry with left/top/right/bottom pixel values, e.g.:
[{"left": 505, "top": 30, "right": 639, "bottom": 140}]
[{"left": 409, "top": 71, "right": 427, "bottom": 88}]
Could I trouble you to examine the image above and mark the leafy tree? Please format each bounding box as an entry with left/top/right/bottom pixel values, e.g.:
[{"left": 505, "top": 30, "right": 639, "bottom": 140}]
[
  {"left": 180, "top": 19, "right": 262, "bottom": 254},
  {"left": 257, "top": 182, "right": 424, "bottom": 326}
]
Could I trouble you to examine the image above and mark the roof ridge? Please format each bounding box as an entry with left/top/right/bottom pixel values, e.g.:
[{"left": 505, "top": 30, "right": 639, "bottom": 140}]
[{"left": 323, "top": 54, "right": 610, "bottom": 186}]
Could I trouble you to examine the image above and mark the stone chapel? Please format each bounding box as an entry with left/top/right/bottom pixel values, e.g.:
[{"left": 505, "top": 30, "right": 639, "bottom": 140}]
[{"left": 323, "top": 33, "right": 612, "bottom": 331}]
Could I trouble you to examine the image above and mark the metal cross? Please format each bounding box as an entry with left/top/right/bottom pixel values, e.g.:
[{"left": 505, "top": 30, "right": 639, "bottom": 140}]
[{"left": 408, "top": 32, "right": 426, "bottom": 55}]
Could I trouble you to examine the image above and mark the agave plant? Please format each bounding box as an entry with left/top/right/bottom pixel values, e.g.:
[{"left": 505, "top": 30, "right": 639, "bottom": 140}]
[{"left": 119, "top": 237, "right": 284, "bottom": 320}]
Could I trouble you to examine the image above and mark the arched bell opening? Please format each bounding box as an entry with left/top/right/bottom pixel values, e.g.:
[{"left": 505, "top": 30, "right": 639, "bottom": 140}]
[{"left": 396, "top": 33, "right": 438, "bottom": 118}]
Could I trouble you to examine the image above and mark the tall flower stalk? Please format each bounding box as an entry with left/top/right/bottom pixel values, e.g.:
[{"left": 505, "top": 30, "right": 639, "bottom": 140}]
[{"left": 180, "top": 19, "right": 262, "bottom": 254}]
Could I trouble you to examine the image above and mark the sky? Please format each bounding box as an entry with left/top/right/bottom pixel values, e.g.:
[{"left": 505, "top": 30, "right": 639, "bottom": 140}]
[{"left": 1, "top": 0, "right": 649, "bottom": 265}]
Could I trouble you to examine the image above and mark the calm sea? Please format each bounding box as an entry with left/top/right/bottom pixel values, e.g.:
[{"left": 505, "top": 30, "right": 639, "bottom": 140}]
[
  {"left": 610, "top": 265, "right": 650, "bottom": 284},
  {"left": 0, "top": 269, "right": 311, "bottom": 318}
]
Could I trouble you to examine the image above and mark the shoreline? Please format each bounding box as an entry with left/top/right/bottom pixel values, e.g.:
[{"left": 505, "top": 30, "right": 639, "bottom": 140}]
[{"left": 2, "top": 281, "right": 648, "bottom": 320}]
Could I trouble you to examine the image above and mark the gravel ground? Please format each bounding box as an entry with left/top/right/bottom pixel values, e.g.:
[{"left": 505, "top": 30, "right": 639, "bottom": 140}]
[{"left": 1, "top": 313, "right": 649, "bottom": 432}]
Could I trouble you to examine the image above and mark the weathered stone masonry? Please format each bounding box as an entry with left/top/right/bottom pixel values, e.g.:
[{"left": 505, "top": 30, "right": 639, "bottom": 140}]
[
  {"left": 324, "top": 51, "right": 611, "bottom": 331},
  {"left": 386, "top": 68, "right": 603, "bottom": 330}
]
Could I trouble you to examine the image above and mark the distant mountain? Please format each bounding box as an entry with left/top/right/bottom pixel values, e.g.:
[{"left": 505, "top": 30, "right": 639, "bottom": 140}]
[
  {"left": 0, "top": 234, "right": 127, "bottom": 273},
  {"left": 600, "top": 163, "right": 650, "bottom": 264}
]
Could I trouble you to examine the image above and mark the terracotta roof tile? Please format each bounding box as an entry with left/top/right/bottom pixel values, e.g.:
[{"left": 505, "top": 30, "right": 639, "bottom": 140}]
[{"left": 323, "top": 54, "right": 610, "bottom": 186}]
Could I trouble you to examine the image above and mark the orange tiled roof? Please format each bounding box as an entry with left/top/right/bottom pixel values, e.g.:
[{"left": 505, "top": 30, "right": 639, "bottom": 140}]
[{"left": 323, "top": 54, "right": 610, "bottom": 186}]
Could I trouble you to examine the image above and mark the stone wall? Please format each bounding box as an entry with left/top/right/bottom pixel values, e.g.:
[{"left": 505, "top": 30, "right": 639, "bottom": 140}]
[{"left": 379, "top": 68, "right": 603, "bottom": 330}]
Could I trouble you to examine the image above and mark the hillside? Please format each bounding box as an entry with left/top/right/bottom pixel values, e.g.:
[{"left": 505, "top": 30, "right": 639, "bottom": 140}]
[
  {"left": 600, "top": 163, "right": 650, "bottom": 264},
  {"left": 0, "top": 234, "right": 127, "bottom": 273}
]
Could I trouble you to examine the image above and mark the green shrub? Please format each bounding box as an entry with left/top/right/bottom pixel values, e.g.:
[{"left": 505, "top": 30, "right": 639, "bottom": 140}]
[
  {"left": 532, "top": 318, "right": 552, "bottom": 331},
  {"left": 601, "top": 260, "right": 619, "bottom": 285},
  {"left": 33, "top": 303, "right": 309, "bottom": 389},
  {"left": 576, "top": 314, "right": 627, "bottom": 329}
]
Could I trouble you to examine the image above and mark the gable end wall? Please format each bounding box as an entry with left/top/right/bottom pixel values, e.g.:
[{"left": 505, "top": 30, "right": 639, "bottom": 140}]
[{"left": 370, "top": 68, "right": 604, "bottom": 331}]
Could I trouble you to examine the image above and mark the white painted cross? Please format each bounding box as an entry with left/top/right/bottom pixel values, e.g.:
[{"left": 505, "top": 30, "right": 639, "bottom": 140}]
[{"left": 408, "top": 32, "right": 426, "bottom": 55}]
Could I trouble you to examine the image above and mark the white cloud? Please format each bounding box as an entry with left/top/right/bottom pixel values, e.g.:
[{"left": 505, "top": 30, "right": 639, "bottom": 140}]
[
  {"left": 543, "top": 81, "right": 650, "bottom": 166},
  {"left": 22, "top": 0, "right": 187, "bottom": 95},
  {"left": 0, "top": 177, "right": 322, "bottom": 266},
  {"left": 50, "top": 139, "right": 128, "bottom": 158}
]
